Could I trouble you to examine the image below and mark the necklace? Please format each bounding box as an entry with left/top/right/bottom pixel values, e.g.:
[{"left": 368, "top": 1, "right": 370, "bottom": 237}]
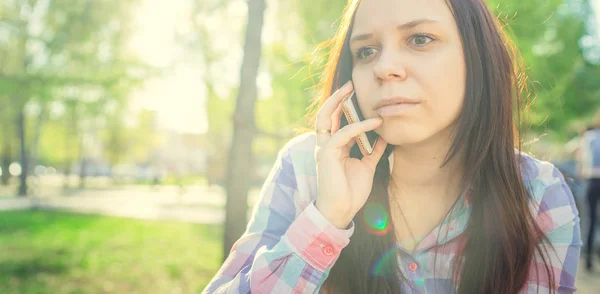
[
  {"left": 388, "top": 185, "right": 463, "bottom": 253},
  {"left": 389, "top": 193, "right": 420, "bottom": 252}
]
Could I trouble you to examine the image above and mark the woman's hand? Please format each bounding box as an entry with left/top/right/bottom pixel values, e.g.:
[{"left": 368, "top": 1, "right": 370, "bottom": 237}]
[{"left": 314, "top": 81, "right": 388, "bottom": 229}]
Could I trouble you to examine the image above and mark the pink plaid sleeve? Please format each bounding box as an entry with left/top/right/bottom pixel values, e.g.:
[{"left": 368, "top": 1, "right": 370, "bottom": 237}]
[
  {"left": 521, "top": 163, "right": 582, "bottom": 293},
  {"left": 284, "top": 202, "right": 354, "bottom": 272},
  {"left": 203, "top": 138, "right": 354, "bottom": 293}
]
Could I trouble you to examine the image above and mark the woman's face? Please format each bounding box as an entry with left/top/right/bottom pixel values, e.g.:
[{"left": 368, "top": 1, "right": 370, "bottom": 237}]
[{"left": 350, "top": 0, "right": 466, "bottom": 147}]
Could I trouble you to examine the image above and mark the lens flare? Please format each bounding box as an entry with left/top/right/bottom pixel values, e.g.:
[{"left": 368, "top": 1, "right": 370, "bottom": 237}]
[
  {"left": 371, "top": 245, "right": 401, "bottom": 277},
  {"left": 362, "top": 202, "right": 391, "bottom": 236},
  {"left": 414, "top": 277, "right": 425, "bottom": 286}
]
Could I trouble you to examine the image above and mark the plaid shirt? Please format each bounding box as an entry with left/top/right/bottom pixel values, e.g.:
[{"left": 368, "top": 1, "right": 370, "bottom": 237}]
[{"left": 204, "top": 133, "right": 581, "bottom": 293}]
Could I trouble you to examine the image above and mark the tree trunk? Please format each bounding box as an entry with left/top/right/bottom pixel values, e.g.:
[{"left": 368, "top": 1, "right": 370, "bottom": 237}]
[
  {"left": 64, "top": 101, "right": 78, "bottom": 191},
  {"left": 63, "top": 118, "right": 71, "bottom": 190},
  {"left": 78, "top": 126, "right": 86, "bottom": 189},
  {"left": 17, "top": 107, "right": 28, "bottom": 197},
  {"left": 63, "top": 166, "right": 70, "bottom": 190},
  {"left": 29, "top": 102, "right": 47, "bottom": 179},
  {"left": 1, "top": 154, "right": 10, "bottom": 186},
  {"left": 223, "top": 0, "right": 266, "bottom": 259},
  {"left": 1, "top": 127, "right": 11, "bottom": 186},
  {"left": 79, "top": 157, "right": 86, "bottom": 189}
]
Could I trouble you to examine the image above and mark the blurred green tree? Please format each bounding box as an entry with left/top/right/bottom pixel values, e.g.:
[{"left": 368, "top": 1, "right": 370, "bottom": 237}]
[{"left": 0, "top": 0, "right": 152, "bottom": 194}]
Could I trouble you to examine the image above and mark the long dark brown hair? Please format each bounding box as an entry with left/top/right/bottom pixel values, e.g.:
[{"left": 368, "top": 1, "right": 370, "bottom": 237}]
[{"left": 306, "top": 0, "right": 556, "bottom": 293}]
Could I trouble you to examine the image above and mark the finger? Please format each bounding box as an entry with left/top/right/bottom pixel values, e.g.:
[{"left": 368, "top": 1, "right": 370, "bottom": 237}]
[
  {"left": 341, "top": 135, "right": 357, "bottom": 155},
  {"left": 362, "top": 136, "right": 388, "bottom": 170},
  {"left": 317, "top": 81, "right": 353, "bottom": 126},
  {"left": 315, "top": 81, "right": 353, "bottom": 144},
  {"left": 331, "top": 103, "right": 343, "bottom": 134},
  {"left": 327, "top": 117, "right": 383, "bottom": 149},
  {"left": 344, "top": 136, "right": 356, "bottom": 150}
]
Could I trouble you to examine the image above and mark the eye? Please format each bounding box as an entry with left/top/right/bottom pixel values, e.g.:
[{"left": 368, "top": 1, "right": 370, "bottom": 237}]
[
  {"left": 356, "top": 47, "right": 378, "bottom": 60},
  {"left": 409, "top": 34, "right": 435, "bottom": 47}
]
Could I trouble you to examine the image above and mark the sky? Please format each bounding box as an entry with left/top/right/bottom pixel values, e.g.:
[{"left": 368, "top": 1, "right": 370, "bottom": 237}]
[
  {"left": 127, "top": 0, "right": 274, "bottom": 135},
  {"left": 128, "top": 0, "right": 207, "bottom": 134}
]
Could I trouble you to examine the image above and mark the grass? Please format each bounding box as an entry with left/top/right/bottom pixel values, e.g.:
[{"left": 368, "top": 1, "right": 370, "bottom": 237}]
[{"left": 0, "top": 210, "right": 222, "bottom": 294}]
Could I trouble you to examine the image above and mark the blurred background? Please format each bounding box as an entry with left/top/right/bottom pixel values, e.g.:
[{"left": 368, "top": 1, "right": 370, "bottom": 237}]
[{"left": 1, "top": 0, "right": 600, "bottom": 293}]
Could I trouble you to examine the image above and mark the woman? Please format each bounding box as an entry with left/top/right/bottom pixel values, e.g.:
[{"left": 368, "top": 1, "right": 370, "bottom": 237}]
[
  {"left": 204, "top": 0, "right": 581, "bottom": 293},
  {"left": 579, "top": 111, "right": 600, "bottom": 272}
]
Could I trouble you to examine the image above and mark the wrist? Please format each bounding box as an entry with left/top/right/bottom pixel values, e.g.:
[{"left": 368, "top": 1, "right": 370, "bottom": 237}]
[{"left": 315, "top": 201, "right": 353, "bottom": 229}]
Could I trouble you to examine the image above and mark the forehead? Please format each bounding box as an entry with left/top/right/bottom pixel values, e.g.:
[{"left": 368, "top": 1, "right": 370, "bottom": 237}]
[{"left": 352, "top": 0, "right": 455, "bottom": 31}]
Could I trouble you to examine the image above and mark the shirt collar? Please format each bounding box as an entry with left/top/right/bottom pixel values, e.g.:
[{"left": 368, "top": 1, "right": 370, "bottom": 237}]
[{"left": 414, "top": 190, "right": 472, "bottom": 253}]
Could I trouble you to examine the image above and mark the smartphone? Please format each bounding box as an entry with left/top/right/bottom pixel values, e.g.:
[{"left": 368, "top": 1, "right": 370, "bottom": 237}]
[{"left": 341, "top": 90, "right": 379, "bottom": 155}]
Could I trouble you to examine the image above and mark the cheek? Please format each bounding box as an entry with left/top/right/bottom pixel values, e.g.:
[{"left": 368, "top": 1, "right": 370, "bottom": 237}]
[
  {"left": 424, "top": 53, "right": 466, "bottom": 120},
  {"left": 352, "top": 68, "right": 371, "bottom": 91}
]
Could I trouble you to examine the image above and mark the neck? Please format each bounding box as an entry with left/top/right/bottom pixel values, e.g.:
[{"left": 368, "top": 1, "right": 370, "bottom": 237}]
[{"left": 390, "top": 128, "right": 464, "bottom": 202}]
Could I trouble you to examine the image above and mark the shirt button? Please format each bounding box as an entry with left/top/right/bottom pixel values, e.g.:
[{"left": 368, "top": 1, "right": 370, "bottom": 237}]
[
  {"left": 408, "top": 262, "right": 418, "bottom": 272},
  {"left": 323, "top": 245, "right": 334, "bottom": 256}
]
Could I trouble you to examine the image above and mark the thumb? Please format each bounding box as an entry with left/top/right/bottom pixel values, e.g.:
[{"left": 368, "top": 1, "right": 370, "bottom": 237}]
[{"left": 362, "top": 137, "right": 388, "bottom": 171}]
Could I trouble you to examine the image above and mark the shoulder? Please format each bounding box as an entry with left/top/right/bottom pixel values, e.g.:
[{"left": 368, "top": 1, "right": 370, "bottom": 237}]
[
  {"left": 266, "top": 132, "right": 319, "bottom": 208},
  {"left": 278, "top": 132, "right": 318, "bottom": 176},
  {"left": 584, "top": 128, "right": 600, "bottom": 140},
  {"left": 518, "top": 152, "right": 563, "bottom": 190},
  {"left": 280, "top": 132, "right": 317, "bottom": 155},
  {"left": 518, "top": 152, "right": 578, "bottom": 229}
]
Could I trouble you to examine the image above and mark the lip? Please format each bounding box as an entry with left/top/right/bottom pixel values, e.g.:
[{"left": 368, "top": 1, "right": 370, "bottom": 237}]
[{"left": 374, "top": 97, "right": 420, "bottom": 117}]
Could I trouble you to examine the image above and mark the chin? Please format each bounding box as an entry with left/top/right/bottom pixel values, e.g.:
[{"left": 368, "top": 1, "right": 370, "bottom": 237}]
[{"left": 375, "top": 125, "right": 432, "bottom": 146}]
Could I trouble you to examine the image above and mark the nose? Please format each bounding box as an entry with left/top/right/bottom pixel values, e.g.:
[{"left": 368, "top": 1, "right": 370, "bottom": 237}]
[{"left": 373, "top": 49, "right": 407, "bottom": 82}]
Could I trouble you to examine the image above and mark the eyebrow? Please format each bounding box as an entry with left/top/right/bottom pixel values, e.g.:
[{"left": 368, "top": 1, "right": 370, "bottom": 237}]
[{"left": 350, "top": 19, "right": 439, "bottom": 43}]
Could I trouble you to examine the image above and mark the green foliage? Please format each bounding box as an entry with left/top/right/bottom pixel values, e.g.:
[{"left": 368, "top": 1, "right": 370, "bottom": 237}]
[
  {"left": 487, "top": 0, "right": 599, "bottom": 140},
  {"left": 0, "top": 0, "right": 157, "bottom": 178},
  {"left": 1, "top": 0, "right": 598, "bottom": 183}
]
